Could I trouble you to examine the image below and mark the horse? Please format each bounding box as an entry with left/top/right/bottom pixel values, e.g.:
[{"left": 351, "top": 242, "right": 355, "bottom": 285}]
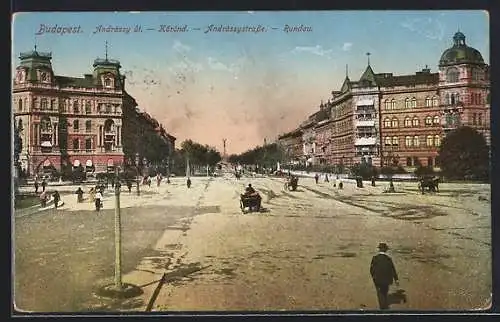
[{"left": 418, "top": 177, "right": 440, "bottom": 194}]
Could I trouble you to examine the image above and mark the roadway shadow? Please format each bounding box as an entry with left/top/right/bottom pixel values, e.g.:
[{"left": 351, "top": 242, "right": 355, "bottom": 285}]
[{"left": 388, "top": 289, "right": 408, "bottom": 305}]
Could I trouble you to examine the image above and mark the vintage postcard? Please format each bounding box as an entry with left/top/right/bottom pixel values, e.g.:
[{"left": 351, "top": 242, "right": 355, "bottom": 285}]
[{"left": 11, "top": 11, "right": 491, "bottom": 313}]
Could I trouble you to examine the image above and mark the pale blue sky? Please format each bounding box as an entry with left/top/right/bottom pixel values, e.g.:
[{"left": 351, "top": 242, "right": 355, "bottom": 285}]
[{"left": 11, "top": 11, "right": 489, "bottom": 153}]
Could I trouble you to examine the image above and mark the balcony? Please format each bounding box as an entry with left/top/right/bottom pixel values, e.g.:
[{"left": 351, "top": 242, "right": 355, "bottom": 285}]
[
  {"left": 355, "top": 137, "right": 377, "bottom": 146},
  {"left": 355, "top": 119, "right": 375, "bottom": 127}
]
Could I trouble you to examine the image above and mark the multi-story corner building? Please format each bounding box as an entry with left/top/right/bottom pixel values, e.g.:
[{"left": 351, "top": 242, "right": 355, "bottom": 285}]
[
  {"left": 378, "top": 67, "right": 440, "bottom": 168},
  {"left": 277, "top": 32, "right": 490, "bottom": 170},
  {"left": 12, "top": 48, "right": 175, "bottom": 176},
  {"left": 277, "top": 128, "right": 303, "bottom": 165}
]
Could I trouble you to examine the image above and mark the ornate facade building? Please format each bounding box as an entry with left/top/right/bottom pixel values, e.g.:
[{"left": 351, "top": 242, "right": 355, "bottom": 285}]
[
  {"left": 12, "top": 48, "right": 175, "bottom": 176},
  {"left": 278, "top": 32, "right": 490, "bottom": 170}
]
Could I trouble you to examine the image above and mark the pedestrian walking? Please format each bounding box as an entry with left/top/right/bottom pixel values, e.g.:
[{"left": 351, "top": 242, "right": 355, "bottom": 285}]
[
  {"left": 53, "top": 191, "right": 61, "bottom": 209},
  {"left": 325, "top": 174, "right": 329, "bottom": 183},
  {"left": 370, "top": 242, "right": 399, "bottom": 310},
  {"left": 157, "top": 174, "right": 162, "bottom": 187},
  {"left": 186, "top": 177, "right": 192, "bottom": 188},
  {"left": 95, "top": 190, "right": 103, "bottom": 212},
  {"left": 41, "top": 179, "right": 47, "bottom": 192},
  {"left": 126, "top": 180, "right": 132, "bottom": 193},
  {"left": 39, "top": 190, "right": 48, "bottom": 208},
  {"left": 314, "top": 173, "right": 319, "bottom": 184},
  {"left": 75, "top": 187, "right": 84, "bottom": 203},
  {"left": 34, "top": 179, "right": 39, "bottom": 193},
  {"left": 371, "top": 176, "right": 376, "bottom": 187}
]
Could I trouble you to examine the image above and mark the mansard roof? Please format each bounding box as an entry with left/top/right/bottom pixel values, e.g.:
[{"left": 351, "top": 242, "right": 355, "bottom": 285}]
[
  {"left": 54, "top": 75, "right": 95, "bottom": 88},
  {"left": 375, "top": 71, "right": 438, "bottom": 87}
]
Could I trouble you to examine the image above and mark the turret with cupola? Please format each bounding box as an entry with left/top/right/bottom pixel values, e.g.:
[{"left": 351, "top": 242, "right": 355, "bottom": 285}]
[{"left": 438, "top": 31, "right": 490, "bottom": 144}]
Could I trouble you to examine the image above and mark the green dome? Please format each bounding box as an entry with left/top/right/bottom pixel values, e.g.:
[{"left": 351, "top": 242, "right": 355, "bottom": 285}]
[{"left": 439, "top": 32, "right": 484, "bottom": 66}]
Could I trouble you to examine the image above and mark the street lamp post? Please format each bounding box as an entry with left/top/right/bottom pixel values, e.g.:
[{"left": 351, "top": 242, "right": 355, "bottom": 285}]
[
  {"left": 113, "top": 170, "right": 122, "bottom": 290},
  {"left": 135, "top": 153, "right": 140, "bottom": 196}
]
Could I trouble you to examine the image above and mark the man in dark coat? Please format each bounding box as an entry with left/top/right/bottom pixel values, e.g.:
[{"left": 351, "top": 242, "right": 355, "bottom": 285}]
[{"left": 370, "top": 242, "right": 399, "bottom": 309}]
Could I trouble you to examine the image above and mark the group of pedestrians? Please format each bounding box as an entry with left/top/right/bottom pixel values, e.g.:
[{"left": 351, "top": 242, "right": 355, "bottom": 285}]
[{"left": 314, "top": 173, "right": 344, "bottom": 189}]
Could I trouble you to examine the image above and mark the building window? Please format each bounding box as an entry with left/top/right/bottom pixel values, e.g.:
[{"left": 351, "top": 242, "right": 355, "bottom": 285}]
[
  {"left": 391, "top": 118, "right": 399, "bottom": 127},
  {"left": 405, "top": 136, "right": 412, "bottom": 147},
  {"left": 40, "top": 98, "right": 48, "bottom": 110},
  {"left": 73, "top": 101, "right": 79, "bottom": 113},
  {"left": 106, "top": 104, "right": 112, "bottom": 114},
  {"left": 413, "top": 136, "right": 420, "bottom": 147},
  {"left": 384, "top": 99, "right": 390, "bottom": 110},
  {"left": 472, "top": 113, "right": 477, "bottom": 125},
  {"left": 472, "top": 68, "right": 482, "bottom": 81},
  {"left": 73, "top": 139, "right": 80, "bottom": 150},
  {"left": 384, "top": 118, "right": 391, "bottom": 128},
  {"left": 432, "top": 96, "right": 439, "bottom": 106},
  {"left": 406, "top": 157, "right": 412, "bottom": 166},
  {"left": 392, "top": 136, "right": 399, "bottom": 145},
  {"left": 104, "top": 77, "right": 113, "bottom": 88},
  {"left": 446, "top": 93, "right": 451, "bottom": 105},
  {"left": 411, "top": 97, "right": 417, "bottom": 108},
  {"left": 426, "top": 135, "right": 433, "bottom": 146},
  {"left": 425, "top": 116, "right": 432, "bottom": 125},
  {"left": 434, "top": 135, "right": 441, "bottom": 147},
  {"left": 73, "top": 120, "right": 79, "bottom": 131},
  {"left": 478, "top": 113, "right": 482, "bottom": 125},
  {"left": 404, "top": 117, "right": 411, "bottom": 127},
  {"left": 425, "top": 97, "right": 432, "bottom": 107},
  {"left": 40, "top": 72, "right": 48, "bottom": 82},
  {"left": 18, "top": 99, "right": 23, "bottom": 111},
  {"left": 433, "top": 116, "right": 440, "bottom": 125},
  {"left": 412, "top": 117, "right": 419, "bottom": 127},
  {"left": 446, "top": 67, "right": 459, "bottom": 83},
  {"left": 85, "top": 120, "right": 92, "bottom": 132},
  {"left": 405, "top": 98, "right": 410, "bottom": 108},
  {"left": 50, "top": 99, "right": 56, "bottom": 110},
  {"left": 427, "top": 157, "right": 434, "bottom": 167},
  {"left": 85, "top": 138, "right": 92, "bottom": 151},
  {"left": 18, "top": 119, "right": 23, "bottom": 131},
  {"left": 391, "top": 99, "right": 396, "bottom": 109},
  {"left": 384, "top": 137, "right": 392, "bottom": 146},
  {"left": 85, "top": 101, "right": 92, "bottom": 114},
  {"left": 34, "top": 124, "right": 38, "bottom": 145}
]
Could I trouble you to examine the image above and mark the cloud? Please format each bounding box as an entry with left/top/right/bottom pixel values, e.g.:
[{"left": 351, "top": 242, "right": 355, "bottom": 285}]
[
  {"left": 342, "top": 42, "right": 353, "bottom": 51},
  {"left": 172, "top": 40, "right": 191, "bottom": 53},
  {"left": 401, "top": 17, "right": 445, "bottom": 40},
  {"left": 207, "top": 57, "right": 233, "bottom": 72},
  {"left": 291, "top": 45, "right": 334, "bottom": 58}
]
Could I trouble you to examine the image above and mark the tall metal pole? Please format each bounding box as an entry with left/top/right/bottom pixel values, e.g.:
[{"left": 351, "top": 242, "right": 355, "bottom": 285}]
[{"left": 114, "top": 179, "right": 122, "bottom": 290}]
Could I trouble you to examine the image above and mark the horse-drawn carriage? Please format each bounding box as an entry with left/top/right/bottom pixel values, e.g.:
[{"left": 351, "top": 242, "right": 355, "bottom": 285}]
[
  {"left": 418, "top": 176, "right": 440, "bottom": 194},
  {"left": 240, "top": 193, "right": 262, "bottom": 213},
  {"left": 284, "top": 176, "right": 299, "bottom": 191}
]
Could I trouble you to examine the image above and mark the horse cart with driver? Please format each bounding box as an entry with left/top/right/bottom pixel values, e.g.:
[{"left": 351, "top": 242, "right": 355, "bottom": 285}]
[
  {"left": 284, "top": 176, "right": 299, "bottom": 191},
  {"left": 418, "top": 176, "right": 440, "bottom": 194},
  {"left": 240, "top": 193, "right": 262, "bottom": 213}
]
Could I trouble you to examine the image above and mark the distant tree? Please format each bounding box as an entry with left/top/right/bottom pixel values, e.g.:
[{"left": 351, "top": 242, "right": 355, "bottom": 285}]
[
  {"left": 438, "top": 126, "right": 489, "bottom": 181},
  {"left": 14, "top": 122, "right": 23, "bottom": 168},
  {"left": 414, "top": 165, "right": 434, "bottom": 178},
  {"left": 351, "top": 163, "right": 377, "bottom": 179}
]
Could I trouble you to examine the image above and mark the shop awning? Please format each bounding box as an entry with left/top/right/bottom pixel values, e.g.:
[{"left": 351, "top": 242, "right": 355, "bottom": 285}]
[
  {"left": 107, "top": 159, "right": 114, "bottom": 166},
  {"left": 86, "top": 160, "right": 93, "bottom": 167},
  {"left": 73, "top": 160, "right": 81, "bottom": 167},
  {"left": 43, "top": 159, "right": 52, "bottom": 167},
  {"left": 41, "top": 141, "right": 52, "bottom": 148}
]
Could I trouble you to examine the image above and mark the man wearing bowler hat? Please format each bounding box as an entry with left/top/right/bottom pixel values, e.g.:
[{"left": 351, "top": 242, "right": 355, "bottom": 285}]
[{"left": 370, "top": 242, "right": 399, "bottom": 309}]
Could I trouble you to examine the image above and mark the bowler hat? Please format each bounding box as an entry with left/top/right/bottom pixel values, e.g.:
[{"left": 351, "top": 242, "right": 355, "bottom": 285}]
[{"left": 378, "top": 242, "right": 389, "bottom": 251}]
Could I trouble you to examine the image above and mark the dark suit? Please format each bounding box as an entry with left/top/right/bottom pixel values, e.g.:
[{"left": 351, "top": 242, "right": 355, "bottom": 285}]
[{"left": 370, "top": 252, "right": 399, "bottom": 309}]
